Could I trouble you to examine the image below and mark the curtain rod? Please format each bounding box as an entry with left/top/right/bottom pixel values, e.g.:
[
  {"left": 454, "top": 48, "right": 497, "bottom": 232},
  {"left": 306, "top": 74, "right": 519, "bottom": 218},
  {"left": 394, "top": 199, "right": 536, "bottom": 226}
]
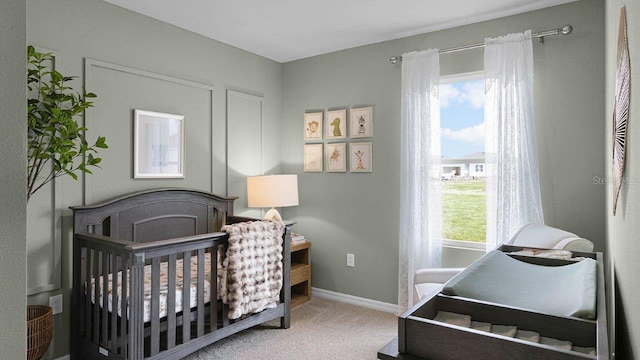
[{"left": 389, "top": 24, "right": 573, "bottom": 64}]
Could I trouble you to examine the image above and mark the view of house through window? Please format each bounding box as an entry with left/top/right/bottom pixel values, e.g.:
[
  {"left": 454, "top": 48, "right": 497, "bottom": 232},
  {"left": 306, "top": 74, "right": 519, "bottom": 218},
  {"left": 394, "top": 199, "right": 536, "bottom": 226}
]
[{"left": 440, "top": 74, "right": 486, "bottom": 243}]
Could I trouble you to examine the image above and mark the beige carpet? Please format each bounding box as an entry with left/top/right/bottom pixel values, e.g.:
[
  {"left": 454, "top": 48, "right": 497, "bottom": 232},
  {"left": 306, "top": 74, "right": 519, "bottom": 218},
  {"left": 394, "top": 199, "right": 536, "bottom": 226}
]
[{"left": 184, "top": 297, "right": 397, "bottom": 359}]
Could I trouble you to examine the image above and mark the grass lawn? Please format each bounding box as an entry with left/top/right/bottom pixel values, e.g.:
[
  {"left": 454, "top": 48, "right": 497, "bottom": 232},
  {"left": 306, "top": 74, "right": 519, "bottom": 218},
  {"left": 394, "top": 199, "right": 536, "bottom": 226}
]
[{"left": 442, "top": 180, "right": 486, "bottom": 242}]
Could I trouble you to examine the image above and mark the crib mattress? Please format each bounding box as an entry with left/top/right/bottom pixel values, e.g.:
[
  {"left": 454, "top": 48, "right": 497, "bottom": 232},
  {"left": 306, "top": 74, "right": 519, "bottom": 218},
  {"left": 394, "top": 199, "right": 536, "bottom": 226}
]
[{"left": 89, "top": 253, "right": 221, "bottom": 323}]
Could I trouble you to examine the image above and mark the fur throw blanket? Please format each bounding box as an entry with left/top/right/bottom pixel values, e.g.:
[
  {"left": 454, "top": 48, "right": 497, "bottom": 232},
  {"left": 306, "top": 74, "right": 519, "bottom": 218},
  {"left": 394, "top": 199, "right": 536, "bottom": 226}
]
[{"left": 221, "top": 221, "right": 285, "bottom": 319}]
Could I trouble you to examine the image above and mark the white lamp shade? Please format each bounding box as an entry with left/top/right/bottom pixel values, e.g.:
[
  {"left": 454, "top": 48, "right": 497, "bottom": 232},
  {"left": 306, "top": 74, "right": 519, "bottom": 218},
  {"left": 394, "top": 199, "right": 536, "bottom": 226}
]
[{"left": 247, "top": 174, "right": 299, "bottom": 208}]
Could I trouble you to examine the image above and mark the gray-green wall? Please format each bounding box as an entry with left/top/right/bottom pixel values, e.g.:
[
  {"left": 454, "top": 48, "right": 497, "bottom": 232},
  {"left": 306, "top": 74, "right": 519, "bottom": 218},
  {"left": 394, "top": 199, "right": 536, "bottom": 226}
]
[
  {"left": 605, "top": 1, "right": 640, "bottom": 358},
  {"left": 26, "top": 0, "right": 282, "bottom": 357},
  {"left": 0, "top": 1, "right": 27, "bottom": 358},
  {"left": 281, "top": 0, "right": 605, "bottom": 305}
]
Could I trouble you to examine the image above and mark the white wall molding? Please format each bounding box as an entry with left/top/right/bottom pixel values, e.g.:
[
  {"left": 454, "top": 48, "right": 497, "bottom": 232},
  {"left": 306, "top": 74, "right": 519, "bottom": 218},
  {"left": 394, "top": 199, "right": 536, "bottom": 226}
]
[
  {"left": 83, "top": 58, "right": 216, "bottom": 204},
  {"left": 27, "top": 46, "right": 62, "bottom": 296},
  {"left": 311, "top": 287, "right": 397, "bottom": 314}
]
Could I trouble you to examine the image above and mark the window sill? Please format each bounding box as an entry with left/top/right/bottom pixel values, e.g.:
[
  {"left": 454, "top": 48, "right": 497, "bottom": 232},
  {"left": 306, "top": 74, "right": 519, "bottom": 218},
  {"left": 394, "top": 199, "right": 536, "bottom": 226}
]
[{"left": 442, "top": 239, "right": 486, "bottom": 251}]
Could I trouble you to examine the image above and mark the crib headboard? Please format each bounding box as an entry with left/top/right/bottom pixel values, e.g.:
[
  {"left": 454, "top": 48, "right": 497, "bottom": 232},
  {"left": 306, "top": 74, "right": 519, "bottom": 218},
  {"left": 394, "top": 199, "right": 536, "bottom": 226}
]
[{"left": 70, "top": 188, "right": 237, "bottom": 243}]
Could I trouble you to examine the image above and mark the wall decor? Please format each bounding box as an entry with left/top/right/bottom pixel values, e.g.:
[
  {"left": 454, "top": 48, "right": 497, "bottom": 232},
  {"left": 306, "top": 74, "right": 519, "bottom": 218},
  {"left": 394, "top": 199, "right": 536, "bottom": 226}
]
[
  {"left": 326, "top": 109, "right": 347, "bottom": 140},
  {"left": 350, "top": 142, "right": 372, "bottom": 173},
  {"left": 304, "top": 143, "right": 324, "bottom": 172},
  {"left": 613, "top": 6, "right": 630, "bottom": 215},
  {"left": 134, "top": 109, "right": 185, "bottom": 178},
  {"left": 350, "top": 106, "right": 373, "bottom": 138},
  {"left": 326, "top": 142, "right": 347, "bottom": 172},
  {"left": 304, "top": 112, "right": 323, "bottom": 140}
]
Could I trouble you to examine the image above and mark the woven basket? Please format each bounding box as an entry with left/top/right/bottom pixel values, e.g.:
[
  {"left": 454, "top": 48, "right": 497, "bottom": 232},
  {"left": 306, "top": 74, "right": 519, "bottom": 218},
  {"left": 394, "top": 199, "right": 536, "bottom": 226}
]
[{"left": 27, "top": 305, "right": 53, "bottom": 360}]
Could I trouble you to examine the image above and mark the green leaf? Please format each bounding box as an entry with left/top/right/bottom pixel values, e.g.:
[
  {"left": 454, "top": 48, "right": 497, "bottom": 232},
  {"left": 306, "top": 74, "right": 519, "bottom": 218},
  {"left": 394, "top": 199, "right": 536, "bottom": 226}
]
[
  {"left": 26, "top": 45, "right": 107, "bottom": 201},
  {"left": 95, "top": 136, "right": 108, "bottom": 149}
]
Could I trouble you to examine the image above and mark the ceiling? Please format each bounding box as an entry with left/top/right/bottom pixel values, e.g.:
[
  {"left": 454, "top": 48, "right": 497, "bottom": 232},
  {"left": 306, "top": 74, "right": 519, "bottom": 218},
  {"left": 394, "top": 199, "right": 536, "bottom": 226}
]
[{"left": 102, "top": 0, "right": 577, "bottom": 63}]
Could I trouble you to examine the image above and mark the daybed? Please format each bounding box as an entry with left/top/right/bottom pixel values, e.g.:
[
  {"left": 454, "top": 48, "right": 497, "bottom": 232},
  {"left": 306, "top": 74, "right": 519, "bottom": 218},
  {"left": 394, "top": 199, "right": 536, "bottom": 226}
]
[
  {"left": 379, "top": 245, "right": 609, "bottom": 360},
  {"left": 70, "top": 188, "right": 292, "bottom": 360}
]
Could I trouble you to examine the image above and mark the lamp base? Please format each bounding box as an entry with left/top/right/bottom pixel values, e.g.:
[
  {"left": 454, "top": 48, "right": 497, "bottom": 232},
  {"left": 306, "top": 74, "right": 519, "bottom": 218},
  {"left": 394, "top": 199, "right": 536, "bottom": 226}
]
[{"left": 264, "top": 208, "right": 283, "bottom": 222}]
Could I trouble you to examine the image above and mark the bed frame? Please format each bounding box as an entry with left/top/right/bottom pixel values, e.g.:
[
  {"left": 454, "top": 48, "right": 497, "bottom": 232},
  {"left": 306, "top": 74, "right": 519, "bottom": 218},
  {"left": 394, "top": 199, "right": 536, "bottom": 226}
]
[
  {"left": 378, "top": 246, "right": 609, "bottom": 360},
  {"left": 70, "top": 188, "right": 292, "bottom": 360}
]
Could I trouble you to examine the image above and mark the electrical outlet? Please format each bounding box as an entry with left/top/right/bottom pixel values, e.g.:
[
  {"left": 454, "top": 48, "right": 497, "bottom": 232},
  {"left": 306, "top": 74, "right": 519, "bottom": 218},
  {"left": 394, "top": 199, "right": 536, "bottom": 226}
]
[
  {"left": 347, "top": 253, "right": 355, "bottom": 267},
  {"left": 49, "top": 294, "right": 63, "bottom": 315}
]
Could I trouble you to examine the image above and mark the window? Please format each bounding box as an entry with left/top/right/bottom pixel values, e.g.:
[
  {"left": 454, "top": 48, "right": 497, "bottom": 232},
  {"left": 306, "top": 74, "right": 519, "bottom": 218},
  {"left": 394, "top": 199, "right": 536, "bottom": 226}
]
[{"left": 440, "top": 72, "right": 486, "bottom": 244}]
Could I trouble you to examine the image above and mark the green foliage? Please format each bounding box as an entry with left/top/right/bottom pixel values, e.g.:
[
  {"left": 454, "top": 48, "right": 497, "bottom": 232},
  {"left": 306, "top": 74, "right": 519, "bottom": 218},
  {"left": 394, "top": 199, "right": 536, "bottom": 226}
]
[
  {"left": 442, "top": 180, "right": 486, "bottom": 242},
  {"left": 26, "top": 45, "right": 108, "bottom": 201}
]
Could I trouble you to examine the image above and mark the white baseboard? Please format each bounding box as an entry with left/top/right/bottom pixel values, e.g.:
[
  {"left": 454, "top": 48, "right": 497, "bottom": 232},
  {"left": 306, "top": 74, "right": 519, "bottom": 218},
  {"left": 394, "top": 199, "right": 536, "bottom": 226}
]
[{"left": 311, "top": 287, "right": 397, "bottom": 314}]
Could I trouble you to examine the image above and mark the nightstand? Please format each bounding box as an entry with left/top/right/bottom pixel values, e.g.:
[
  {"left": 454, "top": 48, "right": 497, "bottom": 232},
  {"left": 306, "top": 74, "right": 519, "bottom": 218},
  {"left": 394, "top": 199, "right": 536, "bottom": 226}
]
[{"left": 290, "top": 240, "right": 311, "bottom": 307}]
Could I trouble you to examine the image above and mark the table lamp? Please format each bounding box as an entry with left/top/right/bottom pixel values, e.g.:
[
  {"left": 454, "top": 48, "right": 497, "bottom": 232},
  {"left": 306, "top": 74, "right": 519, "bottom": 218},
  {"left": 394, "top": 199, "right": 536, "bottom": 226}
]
[{"left": 247, "top": 174, "right": 299, "bottom": 222}]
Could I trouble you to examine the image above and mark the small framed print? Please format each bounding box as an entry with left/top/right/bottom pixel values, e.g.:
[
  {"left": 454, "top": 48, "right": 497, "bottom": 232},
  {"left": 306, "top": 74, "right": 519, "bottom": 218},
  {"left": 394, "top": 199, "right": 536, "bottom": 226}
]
[
  {"left": 304, "top": 112, "right": 323, "bottom": 140},
  {"left": 350, "top": 106, "right": 373, "bottom": 138},
  {"left": 325, "top": 142, "right": 347, "bottom": 172},
  {"left": 350, "top": 142, "right": 372, "bottom": 173},
  {"left": 326, "top": 109, "right": 347, "bottom": 140},
  {"left": 304, "top": 143, "right": 323, "bottom": 172},
  {"left": 134, "top": 109, "right": 185, "bottom": 178}
]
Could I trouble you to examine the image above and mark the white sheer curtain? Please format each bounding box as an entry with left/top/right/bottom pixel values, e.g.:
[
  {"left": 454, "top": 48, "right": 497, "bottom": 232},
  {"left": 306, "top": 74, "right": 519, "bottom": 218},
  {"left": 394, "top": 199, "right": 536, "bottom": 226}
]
[
  {"left": 398, "top": 50, "right": 442, "bottom": 313},
  {"left": 484, "top": 30, "right": 544, "bottom": 251}
]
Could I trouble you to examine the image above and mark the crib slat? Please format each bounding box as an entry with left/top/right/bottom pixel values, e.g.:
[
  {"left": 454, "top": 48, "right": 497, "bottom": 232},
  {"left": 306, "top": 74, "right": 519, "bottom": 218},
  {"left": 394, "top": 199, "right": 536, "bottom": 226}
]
[
  {"left": 85, "top": 249, "right": 93, "bottom": 340},
  {"left": 167, "top": 253, "right": 177, "bottom": 349},
  {"left": 151, "top": 257, "right": 160, "bottom": 355},
  {"left": 197, "top": 249, "right": 205, "bottom": 337},
  {"left": 210, "top": 246, "right": 218, "bottom": 331},
  {"left": 130, "top": 253, "right": 145, "bottom": 360},
  {"left": 101, "top": 251, "right": 109, "bottom": 346},
  {"left": 222, "top": 243, "right": 229, "bottom": 327},
  {"left": 93, "top": 251, "right": 101, "bottom": 343},
  {"left": 110, "top": 253, "right": 118, "bottom": 351},
  {"left": 120, "top": 256, "right": 128, "bottom": 357},
  {"left": 183, "top": 251, "right": 191, "bottom": 342}
]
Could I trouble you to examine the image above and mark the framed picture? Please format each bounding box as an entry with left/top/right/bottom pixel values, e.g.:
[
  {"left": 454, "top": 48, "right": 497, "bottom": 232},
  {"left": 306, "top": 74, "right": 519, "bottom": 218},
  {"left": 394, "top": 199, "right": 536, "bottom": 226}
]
[
  {"left": 134, "top": 109, "right": 185, "bottom": 178},
  {"left": 304, "top": 143, "right": 323, "bottom": 172},
  {"left": 304, "top": 112, "right": 323, "bottom": 140},
  {"left": 350, "top": 106, "right": 373, "bottom": 138},
  {"left": 326, "top": 109, "right": 347, "bottom": 140},
  {"left": 350, "top": 142, "right": 372, "bottom": 173},
  {"left": 325, "top": 142, "right": 347, "bottom": 172}
]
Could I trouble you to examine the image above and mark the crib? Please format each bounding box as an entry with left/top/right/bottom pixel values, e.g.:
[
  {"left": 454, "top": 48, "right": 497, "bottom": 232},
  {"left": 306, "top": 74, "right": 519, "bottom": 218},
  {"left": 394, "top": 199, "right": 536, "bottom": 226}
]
[{"left": 70, "top": 188, "right": 292, "bottom": 359}]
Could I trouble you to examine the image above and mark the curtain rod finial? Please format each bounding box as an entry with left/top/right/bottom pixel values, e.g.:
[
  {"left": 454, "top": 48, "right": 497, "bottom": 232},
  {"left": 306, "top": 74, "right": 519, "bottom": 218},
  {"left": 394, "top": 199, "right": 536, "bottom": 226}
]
[
  {"left": 561, "top": 25, "right": 573, "bottom": 35},
  {"left": 390, "top": 56, "right": 402, "bottom": 64}
]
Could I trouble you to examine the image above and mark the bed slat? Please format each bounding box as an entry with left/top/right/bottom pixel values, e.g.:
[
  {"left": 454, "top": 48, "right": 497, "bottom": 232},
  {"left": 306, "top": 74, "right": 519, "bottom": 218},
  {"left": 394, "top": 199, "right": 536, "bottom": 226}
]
[
  {"left": 183, "top": 251, "right": 191, "bottom": 343},
  {"left": 197, "top": 248, "right": 205, "bottom": 337},
  {"left": 210, "top": 246, "right": 218, "bottom": 331},
  {"left": 84, "top": 248, "right": 92, "bottom": 340},
  {"left": 110, "top": 253, "right": 118, "bottom": 351},
  {"left": 167, "top": 253, "right": 177, "bottom": 349},
  {"left": 120, "top": 256, "right": 128, "bottom": 356},
  {"left": 130, "top": 253, "right": 145, "bottom": 360},
  {"left": 101, "top": 251, "right": 109, "bottom": 347},
  {"left": 150, "top": 257, "right": 161, "bottom": 355},
  {"left": 93, "top": 251, "right": 100, "bottom": 343}
]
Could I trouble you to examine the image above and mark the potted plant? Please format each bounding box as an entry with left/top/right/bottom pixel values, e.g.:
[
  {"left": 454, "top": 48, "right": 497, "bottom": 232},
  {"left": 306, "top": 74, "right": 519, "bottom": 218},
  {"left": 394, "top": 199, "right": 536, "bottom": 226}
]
[
  {"left": 27, "top": 45, "right": 107, "bottom": 201},
  {"left": 26, "top": 45, "right": 107, "bottom": 359}
]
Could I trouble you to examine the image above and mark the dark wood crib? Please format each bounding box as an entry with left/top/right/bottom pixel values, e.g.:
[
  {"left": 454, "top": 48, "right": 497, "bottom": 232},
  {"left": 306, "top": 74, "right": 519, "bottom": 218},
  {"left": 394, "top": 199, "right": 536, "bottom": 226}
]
[{"left": 70, "top": 188, "right": 291, "bottom": 360}]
